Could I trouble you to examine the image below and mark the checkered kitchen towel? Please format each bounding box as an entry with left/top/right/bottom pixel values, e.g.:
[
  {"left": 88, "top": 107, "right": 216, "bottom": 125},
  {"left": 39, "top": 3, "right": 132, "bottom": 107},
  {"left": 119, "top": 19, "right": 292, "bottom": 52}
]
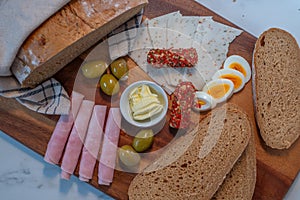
[
  {"left": 0, "top": 11, "right": 144, "bottom": 115},
  {"left": 0, "top": 77, "right": 70, "bottom": 115}
]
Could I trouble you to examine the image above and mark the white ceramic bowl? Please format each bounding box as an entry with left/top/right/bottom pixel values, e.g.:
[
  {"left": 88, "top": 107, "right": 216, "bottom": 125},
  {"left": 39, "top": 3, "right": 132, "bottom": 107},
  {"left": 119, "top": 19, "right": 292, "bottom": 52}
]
[{"left": 120, "top": 80, "right": 168, "bottom": 128}]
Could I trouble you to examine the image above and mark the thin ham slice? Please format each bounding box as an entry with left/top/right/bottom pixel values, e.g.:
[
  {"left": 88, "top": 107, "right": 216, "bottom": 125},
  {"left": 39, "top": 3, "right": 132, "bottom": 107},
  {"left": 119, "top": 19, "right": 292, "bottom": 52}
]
[
  {"left": 98, "top": 107, "right": 121, "bottom": 185},
  {"left": 79, "top": 105, "right": 107, "bottom": 182},
  {"left": 44, "top": 91, "right": 84, "bottom": 164},
  {"left": 60, "top": 100, "right": 94, "bottom": 180}
]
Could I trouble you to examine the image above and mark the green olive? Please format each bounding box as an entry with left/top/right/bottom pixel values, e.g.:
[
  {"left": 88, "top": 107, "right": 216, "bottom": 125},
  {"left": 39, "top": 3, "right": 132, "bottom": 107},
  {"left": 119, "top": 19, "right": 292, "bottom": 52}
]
[
  {"left": 99, "top": 74, "right": 120, "bottom": 96},
  {"left": 118, "top": 145, "right": 141, "bottom": 167},
  {"left": 132, "top": 129, "right": 154, "bottom": 152},
  {"left": 81, "top": 60, "right": 107, "bottom": 79},
  {"left": 110, "top": 58, "right": 128, "bottom": 79}
]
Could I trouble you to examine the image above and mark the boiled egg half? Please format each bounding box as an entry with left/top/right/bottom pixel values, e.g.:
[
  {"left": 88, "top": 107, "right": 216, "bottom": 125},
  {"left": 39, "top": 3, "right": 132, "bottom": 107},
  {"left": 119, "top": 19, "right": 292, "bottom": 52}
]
[
  {"left": 203, "top": 79, "right": 234, "bottom": 104},
  {"left": 212, "top": 69, "right": 245, "bottom": 93},
  {"left": 223, "top": 55, "right": 251, "bottom": 83}
]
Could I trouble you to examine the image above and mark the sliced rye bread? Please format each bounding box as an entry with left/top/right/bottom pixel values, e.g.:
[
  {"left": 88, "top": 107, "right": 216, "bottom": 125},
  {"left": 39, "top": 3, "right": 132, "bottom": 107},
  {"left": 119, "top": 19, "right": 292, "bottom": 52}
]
[
  {"left": 212, "top": 104, "right": 256, "bottom": 200},
  {"left": 253, "top": 28, "right": 300, "bottom": 149},
  {"left": 128, "top": 103, "right": 252, "bottom": 200}
]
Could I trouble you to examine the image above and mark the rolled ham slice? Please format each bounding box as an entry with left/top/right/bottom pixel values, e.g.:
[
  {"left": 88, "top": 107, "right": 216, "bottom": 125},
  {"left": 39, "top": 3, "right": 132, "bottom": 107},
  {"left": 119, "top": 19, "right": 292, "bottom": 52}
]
[
  {"left": 44, "top": 91, "right": 84, "bottom": 164},
  {"left": 60, "top": 100, "right": 94, "bottom": 180},
  {"left": 98, "top": 107, "right": 121, "bottom": 185},
  {"left": 79, "top": 105, "right": 107, "bottom": 182}
]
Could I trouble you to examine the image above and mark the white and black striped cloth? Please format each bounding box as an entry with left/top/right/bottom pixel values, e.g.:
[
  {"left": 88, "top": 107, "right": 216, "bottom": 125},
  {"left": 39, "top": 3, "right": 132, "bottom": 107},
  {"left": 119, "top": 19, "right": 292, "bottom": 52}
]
[
  {"left": 0, "top": 77, "right": 70, "bottom": 115},
  {"left": 0, "top": 11, "right": 144, "bottom": 115},
  {"left": 108, "top": 11, "right": 144, "bottom": 60}
]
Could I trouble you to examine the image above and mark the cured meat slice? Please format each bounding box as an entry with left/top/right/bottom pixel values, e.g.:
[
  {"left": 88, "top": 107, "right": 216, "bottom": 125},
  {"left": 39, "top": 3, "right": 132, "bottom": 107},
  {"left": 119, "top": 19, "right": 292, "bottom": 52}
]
[
  {"left": 147, "top": 48, "right": 198, "bottom": 68},
  {"left": 169, "top": 82, "right": 196, "bottom": 129},
  {"left": 98, "top": 107, "right": 121, "bottom": 185},
  {"left": 79, "top": 105, "right": 107, "bottom": 182},
  {"left": 44, "top": 91, "right": 84, "bottom": 164},
  {"left": 60, "top": 100, "right": 94, "bottom": 180}
]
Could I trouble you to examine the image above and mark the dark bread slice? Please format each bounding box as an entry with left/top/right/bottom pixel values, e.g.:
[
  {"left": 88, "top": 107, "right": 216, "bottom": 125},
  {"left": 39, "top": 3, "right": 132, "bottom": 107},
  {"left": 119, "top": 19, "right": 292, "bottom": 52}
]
[
  {"left": 253, "top": 28, "right": 300, "bottom": 149},
  {"left": 128, "top": 103, "right": 251, "bottom": 200},
  {"left": 212, "top": 104, "right": 256, "bottom": 200}
]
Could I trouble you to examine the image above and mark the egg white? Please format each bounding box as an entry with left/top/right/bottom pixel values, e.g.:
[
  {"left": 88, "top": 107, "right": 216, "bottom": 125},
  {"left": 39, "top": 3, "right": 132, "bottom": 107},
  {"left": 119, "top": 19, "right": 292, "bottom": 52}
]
[
  {"left": 193, "top": 91, "right": 216, "bottom": 112},
  {"left": 203, "top": 79, "right": 234, "bottom": 104},
  {"left": 223, "top": 55, "right": 251, "bottom": 83},
  {"left": 212, "top": 68, "right": 245, "bottom": 93}
]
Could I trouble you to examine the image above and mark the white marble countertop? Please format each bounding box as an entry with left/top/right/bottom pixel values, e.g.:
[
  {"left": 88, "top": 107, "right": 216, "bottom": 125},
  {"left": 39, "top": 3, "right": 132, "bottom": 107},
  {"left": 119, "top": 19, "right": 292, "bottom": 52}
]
[
  {"left": 1, "top": 1, "right": 299, "bottom": 200},
  {"left": 0, "top": 131, "right": 113, "bottom": 200},
  {"left": 196, "top": 0, "right": 300, "bottom": 44}
]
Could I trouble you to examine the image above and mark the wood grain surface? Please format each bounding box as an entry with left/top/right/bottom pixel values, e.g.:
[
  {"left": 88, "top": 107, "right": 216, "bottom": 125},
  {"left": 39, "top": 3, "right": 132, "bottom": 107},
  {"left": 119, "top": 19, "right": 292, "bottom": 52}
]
[{"left": 0, "top": 0, "right": 299, "bottom": 199}]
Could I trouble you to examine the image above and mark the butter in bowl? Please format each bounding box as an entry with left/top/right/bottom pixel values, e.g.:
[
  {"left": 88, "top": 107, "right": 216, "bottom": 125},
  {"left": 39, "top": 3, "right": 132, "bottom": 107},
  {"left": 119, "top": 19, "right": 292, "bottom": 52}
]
[{"left": 120, "top": 81, "right": 168, "bottom": 128}]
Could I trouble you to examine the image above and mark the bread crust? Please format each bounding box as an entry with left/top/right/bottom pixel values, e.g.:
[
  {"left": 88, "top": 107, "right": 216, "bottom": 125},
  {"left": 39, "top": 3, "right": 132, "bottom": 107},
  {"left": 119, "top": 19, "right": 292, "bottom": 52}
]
[
  {"left": 128, "top": 103, "right": 252, "bottom": 200},
  {"left": 11, "top": 0, "right": 148, "bottom": 87},
  {"left": 253, "top": 28, "right": 300, "bottom": 149}
]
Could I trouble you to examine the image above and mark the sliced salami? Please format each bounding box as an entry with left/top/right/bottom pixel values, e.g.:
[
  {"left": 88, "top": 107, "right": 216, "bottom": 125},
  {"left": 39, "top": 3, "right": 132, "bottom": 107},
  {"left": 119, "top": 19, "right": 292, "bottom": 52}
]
[
  {"left": 169, "top": 82, "right": 196, "bottom": 129},
  {"left": 147, "top": 48, "right": 198, "bottom": 68}
]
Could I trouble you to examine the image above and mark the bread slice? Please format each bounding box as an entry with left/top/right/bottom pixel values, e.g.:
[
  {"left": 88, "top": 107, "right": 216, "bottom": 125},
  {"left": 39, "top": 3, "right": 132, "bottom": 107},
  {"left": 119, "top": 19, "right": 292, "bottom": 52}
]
[
  {"left": 128, "top": 103, "right": 251, "bottom": 200},
  {"left": 11, "top": 0, "right": 148, "bottom": 87},
  {"left": 212, "top": 105, "right": 256, "bottom": 200},
  {"left": 212, "top": 138, "right": 256, "bottom": 200},
  {"left": 253, "top": 28, "right": 300, "bottom": 149}
]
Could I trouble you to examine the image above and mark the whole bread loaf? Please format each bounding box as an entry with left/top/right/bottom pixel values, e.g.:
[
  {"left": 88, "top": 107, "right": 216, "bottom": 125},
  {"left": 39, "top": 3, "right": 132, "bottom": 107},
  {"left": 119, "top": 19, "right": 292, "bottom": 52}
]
[
  {"left": 128, "top": 103, "right": 252, "bottom": 200},
  {"left": 11, "top": 0, "right": 148, "bottom": 87},
  {"left": 253, "top": 28, "right": 300, "bottom": 149}
]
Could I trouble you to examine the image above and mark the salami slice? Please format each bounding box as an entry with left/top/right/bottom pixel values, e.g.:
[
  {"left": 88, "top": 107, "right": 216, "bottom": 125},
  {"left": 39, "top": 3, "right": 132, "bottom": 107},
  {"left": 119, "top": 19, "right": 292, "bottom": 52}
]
[
  {"left": 169, "top": 82, "right": 196, "bottom": 129},
  {"left": 147, "top": 48, "right": 198, "bottom": 68}
]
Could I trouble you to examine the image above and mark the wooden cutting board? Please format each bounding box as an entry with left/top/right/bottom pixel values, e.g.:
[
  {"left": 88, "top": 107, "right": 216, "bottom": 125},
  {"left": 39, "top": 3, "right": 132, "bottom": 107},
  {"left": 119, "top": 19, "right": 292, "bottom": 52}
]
[{"left": 0, "top": 0, "right": 299, "bottom": 199}]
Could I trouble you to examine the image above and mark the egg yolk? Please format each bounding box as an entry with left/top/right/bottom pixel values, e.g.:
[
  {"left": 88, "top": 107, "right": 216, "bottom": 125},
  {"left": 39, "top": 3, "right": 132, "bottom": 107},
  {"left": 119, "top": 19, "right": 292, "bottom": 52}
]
[
  {"left": 229, "top": 62, "right": 247, "bottom": 77},
  {"left": 194, "top": 99, "right": 206, "bottom": 109},
  {"left": 198, "top": 100, "right": 206, "bottom": 105},
  {"left": 220, "top": 74, "right": 242, "bottom": 90},
  {"left": 207, "top": 84, "right": 230, "bottom": 99}
]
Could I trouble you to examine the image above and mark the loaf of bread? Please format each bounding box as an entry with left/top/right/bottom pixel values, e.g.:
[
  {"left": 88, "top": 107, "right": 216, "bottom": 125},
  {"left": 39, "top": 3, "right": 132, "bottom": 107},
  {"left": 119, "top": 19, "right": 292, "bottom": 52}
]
[
  {"left": 253, "top": 28, "right": 300, "bottom": 149},
  {"left": 128, "top": 103, "right": 252, "bottom": 200},
  {"left": 212, "top": 105, "right": 256, "bottom": 200},
  {"left": 11, "top": 0, "right": 148, "bottom": 87}
]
